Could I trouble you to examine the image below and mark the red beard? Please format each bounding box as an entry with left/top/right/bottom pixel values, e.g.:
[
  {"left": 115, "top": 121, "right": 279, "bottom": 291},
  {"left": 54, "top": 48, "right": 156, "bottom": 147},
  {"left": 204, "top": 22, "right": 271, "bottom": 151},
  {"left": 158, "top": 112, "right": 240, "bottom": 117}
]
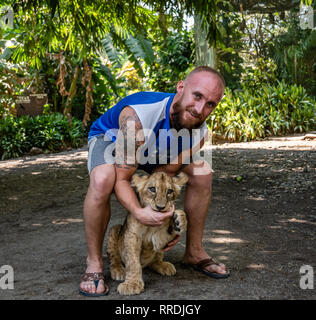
[{"left": 170, "top": 101, "right": 204, "bottom": 132}]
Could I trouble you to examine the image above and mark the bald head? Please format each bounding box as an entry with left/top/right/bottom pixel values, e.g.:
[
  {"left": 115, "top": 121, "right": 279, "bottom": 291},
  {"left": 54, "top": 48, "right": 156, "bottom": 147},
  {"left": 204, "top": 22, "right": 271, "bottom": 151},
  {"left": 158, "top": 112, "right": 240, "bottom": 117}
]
[{"left": 185, "top": 66, "right": 225, "bottom": 96}]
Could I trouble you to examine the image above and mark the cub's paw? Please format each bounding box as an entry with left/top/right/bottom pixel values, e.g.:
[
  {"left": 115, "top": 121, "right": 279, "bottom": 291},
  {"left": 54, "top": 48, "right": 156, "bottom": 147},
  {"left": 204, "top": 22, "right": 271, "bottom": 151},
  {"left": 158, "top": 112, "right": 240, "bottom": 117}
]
[
  {"left": 117, "top": 279, "right": 144, "bottom": 295},
  {"left": 151, "top": 261, "right": 176, "bottom": 276},
  {"left": 172, "top": 210, "right": 187, "bottom": 234},
  {"left": 110, "top": 265, "right": 125, "bottom": 281}
]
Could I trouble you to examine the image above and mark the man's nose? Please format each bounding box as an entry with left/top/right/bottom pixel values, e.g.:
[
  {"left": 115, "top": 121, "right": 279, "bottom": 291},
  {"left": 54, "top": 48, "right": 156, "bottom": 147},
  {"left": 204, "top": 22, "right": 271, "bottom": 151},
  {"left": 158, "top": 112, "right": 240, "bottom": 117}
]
[{"left": 194, "top": 101, "right": 204, "bottom": 114}]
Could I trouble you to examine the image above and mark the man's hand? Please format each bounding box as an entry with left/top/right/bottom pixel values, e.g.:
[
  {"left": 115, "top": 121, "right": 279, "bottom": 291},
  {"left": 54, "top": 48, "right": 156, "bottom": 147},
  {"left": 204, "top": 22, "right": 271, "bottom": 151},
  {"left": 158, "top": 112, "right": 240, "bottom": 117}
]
[
  {"left": 134, "top": 205, "right": 174, "bottom": 227},
  {"left": 163, "top": 235, "right": 181, "bottom": 252}
]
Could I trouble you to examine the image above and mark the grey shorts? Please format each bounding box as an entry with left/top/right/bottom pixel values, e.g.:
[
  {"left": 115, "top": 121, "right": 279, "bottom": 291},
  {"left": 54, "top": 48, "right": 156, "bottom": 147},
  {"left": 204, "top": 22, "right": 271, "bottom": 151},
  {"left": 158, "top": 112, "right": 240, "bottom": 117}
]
[
  {"left": 87, "top": 135, "right": 115, "bottom": 174},
  {"left": 87, "top": 134, "right": 190, "bottom": 175}
]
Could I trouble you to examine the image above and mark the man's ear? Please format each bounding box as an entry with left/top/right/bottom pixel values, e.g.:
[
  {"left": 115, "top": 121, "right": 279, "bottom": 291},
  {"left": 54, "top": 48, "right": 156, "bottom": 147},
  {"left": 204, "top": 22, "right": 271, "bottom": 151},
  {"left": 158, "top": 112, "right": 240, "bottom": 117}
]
[
  {"left": 131, "top": 173, "right": 149, "bottom": 193},
  {"left": 176, "top": 80, "right": 185, "bottom": 94}
]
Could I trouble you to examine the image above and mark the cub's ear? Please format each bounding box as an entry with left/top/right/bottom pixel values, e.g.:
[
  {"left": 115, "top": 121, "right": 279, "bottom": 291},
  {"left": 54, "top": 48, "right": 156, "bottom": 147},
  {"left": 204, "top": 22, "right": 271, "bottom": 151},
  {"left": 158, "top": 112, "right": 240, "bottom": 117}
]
[
  {"left": 131, "top": 173, "right": 149, "bottom": 192},
  {"left": 172, "top": 172, "right": 188, "bottom": 187}
]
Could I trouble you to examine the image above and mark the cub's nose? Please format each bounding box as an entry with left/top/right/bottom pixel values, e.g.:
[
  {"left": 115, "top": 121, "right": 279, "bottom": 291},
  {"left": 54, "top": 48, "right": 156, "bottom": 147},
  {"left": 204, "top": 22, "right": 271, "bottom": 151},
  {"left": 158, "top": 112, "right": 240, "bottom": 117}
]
[{"left": 156, "top": 205, "right": 166, "bottom": 211}]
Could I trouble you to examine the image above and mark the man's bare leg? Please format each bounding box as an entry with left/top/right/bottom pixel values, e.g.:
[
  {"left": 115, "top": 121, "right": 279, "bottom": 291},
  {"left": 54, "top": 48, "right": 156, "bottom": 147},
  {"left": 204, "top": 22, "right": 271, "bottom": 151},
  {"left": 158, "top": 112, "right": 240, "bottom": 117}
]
[
  {"left": 80, "top": 164, "right": 116, "bottom": 294},
  {"left": 181, "top": 161, "right": 227, "bottom": 275}
]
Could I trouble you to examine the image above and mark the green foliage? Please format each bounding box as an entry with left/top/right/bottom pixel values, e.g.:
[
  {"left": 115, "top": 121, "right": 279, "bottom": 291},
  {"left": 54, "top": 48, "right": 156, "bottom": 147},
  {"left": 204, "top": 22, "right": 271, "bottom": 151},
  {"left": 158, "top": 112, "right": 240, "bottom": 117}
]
[
  {"left": 148, "top": 30, "right": 195, "bottom": 92},
  {"left": 0, "top": 113, "right": 86, "bottom": 159},
  {"left": 1, "top": 36, "right": 63, "bottom": 117},
  {"left": 242, "top": 57, "right": 278, "bottom": 90},
  {"left": 0, "top": 6, "right": 158, "bottom": 120},
  {"left": 208, "top": 82, "right": 316, "bottom": 142},
  {"left": 0, "top": 1, "right": 159, "bottom": 125},
  {"left": 2, "top": 1, "right": 152, "bottom": 66},
  {"left": 269, "top": 10, "right": 316, "bottom": 96},
  {"left": 1, "top": 0, "right": 316, "bottom": 161},
  {"left": 216, "top": 7, "right": 244, "bottom": 90},
  {"left": 0, "top": 56, "right": 32, "bottom": 118}
]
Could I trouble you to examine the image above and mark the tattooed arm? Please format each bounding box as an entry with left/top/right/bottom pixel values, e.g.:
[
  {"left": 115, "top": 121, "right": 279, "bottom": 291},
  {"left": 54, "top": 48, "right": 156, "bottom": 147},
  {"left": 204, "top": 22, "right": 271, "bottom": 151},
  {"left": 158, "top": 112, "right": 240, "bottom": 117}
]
[
  {"left": 114, "top": 106, "right": 173, "bottom": 226},
  {"left": 115, "top": 106, "right": 144, "bottom": 170},
  {"left": 114, "top": 106, "right": 143, "bottom": 214}
]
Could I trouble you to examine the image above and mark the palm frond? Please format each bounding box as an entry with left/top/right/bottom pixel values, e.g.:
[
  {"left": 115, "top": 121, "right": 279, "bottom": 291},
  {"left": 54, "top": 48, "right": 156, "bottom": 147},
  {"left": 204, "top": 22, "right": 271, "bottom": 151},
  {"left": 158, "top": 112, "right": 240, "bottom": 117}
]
[{"left": 101, "top": 35, "right": 122, "bottom": 69}]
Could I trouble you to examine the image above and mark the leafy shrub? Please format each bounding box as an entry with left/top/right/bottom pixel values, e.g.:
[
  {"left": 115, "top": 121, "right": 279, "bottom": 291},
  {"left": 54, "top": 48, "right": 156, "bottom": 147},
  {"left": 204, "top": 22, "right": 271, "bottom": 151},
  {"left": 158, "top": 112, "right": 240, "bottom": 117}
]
[
  {"left": 0, "top": 113, "right": 86, "bottom": 160},
  {"left": 148, "top": 30, "right": 195, "bottom": 92},
  {"left": 0, "top": 59, "right": 32, "bottom": 118},
  {"left": 208, "top": 81, "right": 316, "bottom": 142},
  {"left": 242, "top": 57, "right": 278, "bottom": 91}
]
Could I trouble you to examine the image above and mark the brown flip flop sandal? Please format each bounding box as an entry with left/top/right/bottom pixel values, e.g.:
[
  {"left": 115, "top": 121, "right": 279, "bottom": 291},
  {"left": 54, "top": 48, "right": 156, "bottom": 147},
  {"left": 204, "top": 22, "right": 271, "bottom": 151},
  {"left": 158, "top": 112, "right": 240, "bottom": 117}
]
[
  {"left": 79, "top": 272, "right": 109, "bottom": 297},
  {"left": 183, "top": 257, "right": 230, "bottom": 279}
]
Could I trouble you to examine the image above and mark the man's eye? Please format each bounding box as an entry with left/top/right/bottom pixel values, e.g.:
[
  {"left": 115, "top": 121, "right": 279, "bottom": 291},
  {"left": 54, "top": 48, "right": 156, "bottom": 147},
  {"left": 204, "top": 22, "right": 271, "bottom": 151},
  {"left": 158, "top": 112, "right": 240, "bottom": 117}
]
[
  {"left": 167, "top": 189, "right": 173, "bottom": 194},
  {"left": 194, "top": 93, "right": 201, "bottom": 99},
  {"left": 148, "top": 187, "right": 156, "bottom": 193}
]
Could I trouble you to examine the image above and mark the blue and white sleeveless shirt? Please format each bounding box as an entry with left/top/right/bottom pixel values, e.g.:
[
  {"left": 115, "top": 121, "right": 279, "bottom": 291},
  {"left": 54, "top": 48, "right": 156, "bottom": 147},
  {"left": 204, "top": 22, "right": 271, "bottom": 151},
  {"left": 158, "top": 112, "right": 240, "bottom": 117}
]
[{"left": 89, "top": 92, "right": 208, "bottom": 166}]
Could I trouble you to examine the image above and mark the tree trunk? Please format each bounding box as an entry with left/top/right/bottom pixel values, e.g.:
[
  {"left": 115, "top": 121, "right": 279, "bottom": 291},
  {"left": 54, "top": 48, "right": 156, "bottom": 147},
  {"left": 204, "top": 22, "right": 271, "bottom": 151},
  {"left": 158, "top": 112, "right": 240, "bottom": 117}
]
[
  {"left": 194, "top": 13, "right": 217, "bottom": 69},
  {"left": 63, "top": 65, "right": 80, "bottom": 116}
]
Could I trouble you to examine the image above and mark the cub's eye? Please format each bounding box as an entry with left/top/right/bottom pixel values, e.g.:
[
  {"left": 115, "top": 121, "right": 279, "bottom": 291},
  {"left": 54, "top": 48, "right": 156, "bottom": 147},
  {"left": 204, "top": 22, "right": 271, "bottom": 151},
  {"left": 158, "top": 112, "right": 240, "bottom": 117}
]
[
  {"left": 148, "top": 187, "right": 156, "bottom": 193},
  {"left": 167, "top": 189, "right": 173, "bottom": 194}
]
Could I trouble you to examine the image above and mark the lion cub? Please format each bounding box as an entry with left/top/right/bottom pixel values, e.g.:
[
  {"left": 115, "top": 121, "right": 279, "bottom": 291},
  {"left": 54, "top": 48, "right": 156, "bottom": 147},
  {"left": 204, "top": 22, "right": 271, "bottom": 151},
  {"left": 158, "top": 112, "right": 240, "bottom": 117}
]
[{"left": 106, "top": 171, "right": 188, "bottom": 295}]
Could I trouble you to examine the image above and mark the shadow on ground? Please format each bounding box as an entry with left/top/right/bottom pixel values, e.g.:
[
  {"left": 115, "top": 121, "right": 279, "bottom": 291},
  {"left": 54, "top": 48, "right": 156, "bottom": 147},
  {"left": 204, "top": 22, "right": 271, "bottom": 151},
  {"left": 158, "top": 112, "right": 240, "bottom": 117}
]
[{"left": 0, "top": 141, "right": 315, "bottom": 300}]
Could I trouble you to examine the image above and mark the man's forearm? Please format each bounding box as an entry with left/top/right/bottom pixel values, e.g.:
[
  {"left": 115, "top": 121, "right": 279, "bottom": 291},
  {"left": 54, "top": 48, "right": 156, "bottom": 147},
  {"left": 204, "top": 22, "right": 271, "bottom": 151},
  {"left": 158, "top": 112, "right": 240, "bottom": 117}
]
[{"left": 114, "top": 179, "right": 141, "bottom": 217}]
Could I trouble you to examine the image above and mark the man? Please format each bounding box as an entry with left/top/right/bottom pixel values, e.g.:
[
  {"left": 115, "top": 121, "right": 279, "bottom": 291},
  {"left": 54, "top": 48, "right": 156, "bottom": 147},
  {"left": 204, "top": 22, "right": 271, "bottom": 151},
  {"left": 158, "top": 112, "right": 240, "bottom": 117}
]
[{"left": 79, "top": 66, "right": 229, "bottom": 297}]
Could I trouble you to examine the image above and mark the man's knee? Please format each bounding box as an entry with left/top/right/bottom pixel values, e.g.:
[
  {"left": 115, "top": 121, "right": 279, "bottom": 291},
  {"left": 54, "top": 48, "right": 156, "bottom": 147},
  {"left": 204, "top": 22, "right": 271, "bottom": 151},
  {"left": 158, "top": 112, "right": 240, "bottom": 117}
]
[
  {"left": 183, "top": 161, "right": 212, "bottom": 189},
  {"left": 89, "top": 164, "right": 116, "bottom": 198},
  {"left": 190, "top": 160, "right": 213, "bottom": 177}
]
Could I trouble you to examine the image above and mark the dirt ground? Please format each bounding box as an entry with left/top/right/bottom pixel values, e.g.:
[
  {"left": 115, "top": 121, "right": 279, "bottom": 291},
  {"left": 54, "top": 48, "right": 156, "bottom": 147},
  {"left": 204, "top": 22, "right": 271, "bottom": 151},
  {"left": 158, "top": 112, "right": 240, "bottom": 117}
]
[{"left": 0, "top": 134, "right": 315, "bottom": 300}]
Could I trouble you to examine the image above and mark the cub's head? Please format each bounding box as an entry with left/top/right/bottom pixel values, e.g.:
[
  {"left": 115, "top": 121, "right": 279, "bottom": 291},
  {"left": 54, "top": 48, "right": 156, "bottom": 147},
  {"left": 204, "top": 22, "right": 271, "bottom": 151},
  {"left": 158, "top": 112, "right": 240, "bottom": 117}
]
[{"left": 131, "top": 171, "right": 188, "bottom": 212}]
